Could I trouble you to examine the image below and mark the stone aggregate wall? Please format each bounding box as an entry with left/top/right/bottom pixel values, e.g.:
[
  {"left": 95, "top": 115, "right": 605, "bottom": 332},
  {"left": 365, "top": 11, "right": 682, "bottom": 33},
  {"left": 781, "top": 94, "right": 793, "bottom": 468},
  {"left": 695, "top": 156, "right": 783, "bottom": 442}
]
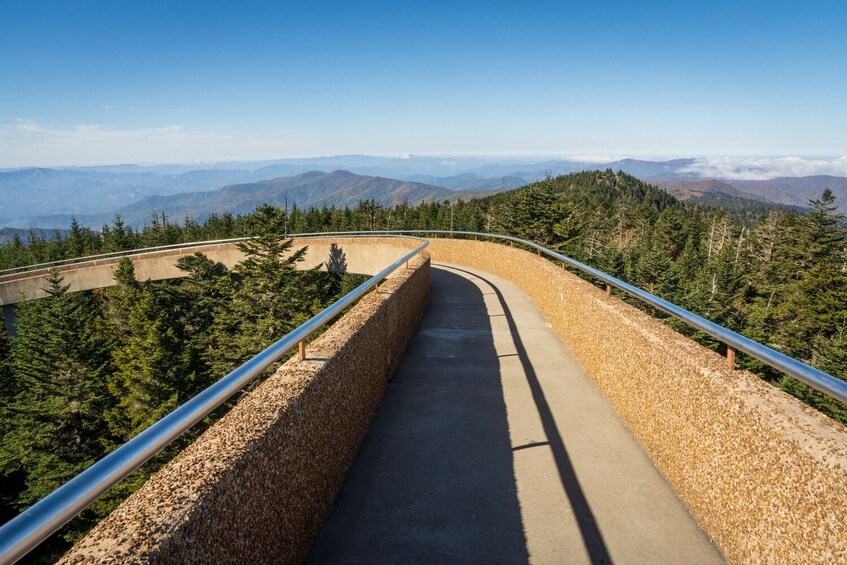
[
  {"left": 60, "top": 254, "right": 430, "bottom": 564},
  {"left": 426, "top": 238, "right": 847, "bottom": 564}
]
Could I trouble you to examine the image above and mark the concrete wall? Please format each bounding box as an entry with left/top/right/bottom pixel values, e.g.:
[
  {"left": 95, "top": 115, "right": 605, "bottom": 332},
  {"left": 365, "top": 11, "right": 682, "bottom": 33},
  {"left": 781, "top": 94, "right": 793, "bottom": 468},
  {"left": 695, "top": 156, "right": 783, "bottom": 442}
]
[
  {"left": 60, "top": 254, "right": 430, "bottom": 564},
  {"left": 0, "top": 237, "right": 419, "bottom": 304},
  {"left": 424, "top": 239, "right": 847, "bottom": 564}
]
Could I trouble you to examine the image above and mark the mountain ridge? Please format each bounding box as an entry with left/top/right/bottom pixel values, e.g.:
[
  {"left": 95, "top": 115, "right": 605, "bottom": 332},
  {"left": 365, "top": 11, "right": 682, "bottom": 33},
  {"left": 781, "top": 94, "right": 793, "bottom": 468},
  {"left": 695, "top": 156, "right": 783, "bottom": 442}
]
[
  {"left": 5, "top": 156, "right": 847, "bottom": 228},
  {"left": 17, "top": 170, "right": 504, "bottom": 229}
]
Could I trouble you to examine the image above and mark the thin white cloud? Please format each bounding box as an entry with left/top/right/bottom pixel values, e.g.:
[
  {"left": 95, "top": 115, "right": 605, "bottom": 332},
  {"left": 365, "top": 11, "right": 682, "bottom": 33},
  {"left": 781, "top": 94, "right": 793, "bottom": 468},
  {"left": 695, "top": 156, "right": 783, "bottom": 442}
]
[
  {"left": 0, "top": 120, "right": 301, "bottom": 167},
  {"left": 680, "top": 156, "right": 847, "bottom": 180},
  {"left": 567, "top": 154, "right": 626, "bottom": 163}
]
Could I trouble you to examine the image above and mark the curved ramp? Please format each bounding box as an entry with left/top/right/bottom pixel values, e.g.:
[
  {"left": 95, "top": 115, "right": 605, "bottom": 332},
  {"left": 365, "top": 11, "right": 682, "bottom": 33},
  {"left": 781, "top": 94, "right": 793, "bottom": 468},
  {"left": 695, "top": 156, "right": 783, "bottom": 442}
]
[
  {"left": 0, "top": 237, "right": 418, "bottom": 304},
  {"left": 308, "top": 264, "right": 723, "bottom": 564}
]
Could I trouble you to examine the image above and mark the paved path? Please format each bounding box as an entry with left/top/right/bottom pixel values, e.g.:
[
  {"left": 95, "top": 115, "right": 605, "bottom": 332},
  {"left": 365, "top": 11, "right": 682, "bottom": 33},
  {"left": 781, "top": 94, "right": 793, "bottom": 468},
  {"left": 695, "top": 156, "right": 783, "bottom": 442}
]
[{"left": 307, "top": 264, "right": 723, "bottom": 564}]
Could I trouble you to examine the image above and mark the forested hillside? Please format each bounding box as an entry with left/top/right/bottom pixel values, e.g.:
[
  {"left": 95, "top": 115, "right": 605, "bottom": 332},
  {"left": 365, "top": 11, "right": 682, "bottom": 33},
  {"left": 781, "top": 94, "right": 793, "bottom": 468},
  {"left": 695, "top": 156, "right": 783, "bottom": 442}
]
[{"left": 2, "top": 169, "right": 846, "bottom": 558}]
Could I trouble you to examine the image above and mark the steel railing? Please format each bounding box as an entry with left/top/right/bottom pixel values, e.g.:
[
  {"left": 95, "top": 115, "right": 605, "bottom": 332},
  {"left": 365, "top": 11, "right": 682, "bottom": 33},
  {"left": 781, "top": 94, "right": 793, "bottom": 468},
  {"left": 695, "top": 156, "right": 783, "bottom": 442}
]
[
  {"left": 0, "top": 236, "right": 253, "bottom": 277},
  {"left": 0, "top": 233, "right": 428, "bottom": 565},
  {"left": 319, "top": 230, "right": 847, "bottom": 405},
  {"left": 4, "top": 228, "right": 846, "bottom": 404}
]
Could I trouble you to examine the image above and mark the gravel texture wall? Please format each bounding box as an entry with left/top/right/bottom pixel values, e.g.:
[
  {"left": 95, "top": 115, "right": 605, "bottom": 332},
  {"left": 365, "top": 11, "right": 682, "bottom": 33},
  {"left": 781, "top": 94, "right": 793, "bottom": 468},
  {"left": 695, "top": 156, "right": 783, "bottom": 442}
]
[
  {"left": 426, "top": 238, "right": 847, "bottom": 564},
  {"left": 60, "top": 254, "right": 431, "bottom": 564}
]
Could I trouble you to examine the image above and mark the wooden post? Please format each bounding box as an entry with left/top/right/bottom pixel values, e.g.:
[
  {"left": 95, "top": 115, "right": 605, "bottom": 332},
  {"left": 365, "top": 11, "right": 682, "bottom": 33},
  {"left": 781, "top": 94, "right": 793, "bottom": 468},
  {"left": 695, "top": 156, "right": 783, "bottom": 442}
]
[
  {"left": 298, "top": 341, "right": 305, "bottom": 362},
  {"left": 605, "top": 284, "right": 612, "bottom": 296},
  {"left": 727, "top": 346, "right": 736, "bottom": 371}
]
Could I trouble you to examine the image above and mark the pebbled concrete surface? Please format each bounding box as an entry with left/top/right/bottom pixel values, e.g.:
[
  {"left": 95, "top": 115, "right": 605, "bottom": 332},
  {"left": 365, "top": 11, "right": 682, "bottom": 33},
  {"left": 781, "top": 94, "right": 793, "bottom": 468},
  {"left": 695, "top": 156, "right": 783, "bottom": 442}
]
[
  {"left": 308, "top": 263, "right": 723, "bottom": 564},
  {"left": 60, "top": 256, "right": 430, "bottom": 564}
]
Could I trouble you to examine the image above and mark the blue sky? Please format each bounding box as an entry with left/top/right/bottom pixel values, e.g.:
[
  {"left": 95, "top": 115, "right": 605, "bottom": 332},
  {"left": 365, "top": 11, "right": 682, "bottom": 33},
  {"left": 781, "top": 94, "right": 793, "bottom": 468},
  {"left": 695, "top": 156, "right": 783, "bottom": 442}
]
[{"left": 1, "top": 0, "right": 845, "bottom": 166}]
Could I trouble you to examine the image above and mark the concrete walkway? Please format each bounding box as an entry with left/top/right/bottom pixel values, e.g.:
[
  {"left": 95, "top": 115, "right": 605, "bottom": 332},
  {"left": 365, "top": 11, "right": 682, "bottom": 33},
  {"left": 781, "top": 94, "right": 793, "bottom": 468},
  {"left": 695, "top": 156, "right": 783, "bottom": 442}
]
[{"left": 307, "top": 264, "right": 723, "bottom": 564}]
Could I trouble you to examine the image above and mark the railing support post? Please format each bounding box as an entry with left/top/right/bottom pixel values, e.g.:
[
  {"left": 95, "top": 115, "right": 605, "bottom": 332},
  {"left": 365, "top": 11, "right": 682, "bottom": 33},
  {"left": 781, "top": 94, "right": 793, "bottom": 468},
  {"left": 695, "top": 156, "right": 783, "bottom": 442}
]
[
  {"left": 605, "top": 284, "right": 612, "bottom": 296},
  {"left": 727, "top": 346, "right": 736, "bottom": 371},
  {"left": 298, "top": 341, "right": 305, "bottom": 362}
]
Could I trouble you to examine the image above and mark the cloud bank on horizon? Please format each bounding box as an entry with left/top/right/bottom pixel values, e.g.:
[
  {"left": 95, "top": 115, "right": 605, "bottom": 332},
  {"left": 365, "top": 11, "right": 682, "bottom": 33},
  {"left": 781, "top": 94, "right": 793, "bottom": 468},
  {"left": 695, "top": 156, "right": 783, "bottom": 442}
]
[{"left": 680, "top": 157, "right": 847, "bottom": 181}]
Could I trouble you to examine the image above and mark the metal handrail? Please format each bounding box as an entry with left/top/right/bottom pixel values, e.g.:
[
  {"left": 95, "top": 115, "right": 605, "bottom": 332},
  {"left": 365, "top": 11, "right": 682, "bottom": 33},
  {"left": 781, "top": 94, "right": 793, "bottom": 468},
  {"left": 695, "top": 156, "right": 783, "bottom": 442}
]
[
  {"left": 0, "top": 233, "right": 428, "bottom": 565},
  {"left": 323, "top": 230, "right": 847, "bottom": 405},
  {"left": 0, "top": 236, "right": 252, "bottom": 277}
]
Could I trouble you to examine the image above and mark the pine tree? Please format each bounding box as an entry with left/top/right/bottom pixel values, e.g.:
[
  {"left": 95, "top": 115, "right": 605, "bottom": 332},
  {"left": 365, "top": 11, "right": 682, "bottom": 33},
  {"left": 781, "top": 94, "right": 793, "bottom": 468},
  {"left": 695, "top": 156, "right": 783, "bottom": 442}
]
[
  {"left": 0, "top": 272, "right": 112, "bottom": 509},
  {"left": 772, "top": 190, "right": 847, "bottom": 360},
  {"left": 208, "top": 205, "right": 315, "bottom": 374},
  {"left": 0, "top": 318, "right": 14, "bottom": 461},
  {"left": 500, "top": 183, "right": 559, "bottom": 245},
  {"left": 101, "top": 259, "right": 194, "bottom": 440},
  {"left": 636, "top": 244, "right": 678, "bottom": 299},
  {"left": 67, "top": 218, "right": 86, "bottom": 259},
  {"left": 102, "top": 214, "right": 134, "bottom": 252},
  {"left": 778, "top": 327, "right": 847, "bottom": 423},
  {"left": 0, "top": 234, "right": 30, "bottom": 270},
  {"left": 106, "top": 285, "right": 186, "bottom": 439},
  {"left": 0, "top": 319, "right": 13, "bottom": 404},
  {"left": 174, "top": 252, "right": 234, "bottom": 391}
]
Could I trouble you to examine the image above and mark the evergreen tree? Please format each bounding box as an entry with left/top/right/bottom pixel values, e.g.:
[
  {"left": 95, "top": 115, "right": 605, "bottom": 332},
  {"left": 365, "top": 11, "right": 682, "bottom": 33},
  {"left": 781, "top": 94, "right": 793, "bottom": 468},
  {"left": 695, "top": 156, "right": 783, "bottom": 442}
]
[
  {"left": 174, "top": 252, "right": 234, "bottom": 391},
  {"left": 0, "top": 319, "right": 13, "bottom": 404},
  {"left": 0, "top": 272, "right": 112, "bottom": 510},
  {"left": 786, "top": 328, "right": 847, "bottom": 423},
  {"left": 772, "top": 190, "right": 847, "bottom": 360},
  {"left": 208, "top": 205, "right": 316, "bottom": 374},
  {"left": 67, "top": 218, "right": 86, "bottom": 259},
  {"left": 102, "top": 214, "right": 134, "bottom": 252},
  {"left": 635, "top": 244, "right": 678, "bottom": 299},
  {"left": 0, "top": 234, "right": 29, "bottom": 270},
  {"left": 106, "top": 284, "right": 187, "bottom": 440},
  {"left": 499, "top": 183, "right": 559, "bottom": 245},
  {"left": 101, "top": 259, "right": 194, "bottom": 440}
]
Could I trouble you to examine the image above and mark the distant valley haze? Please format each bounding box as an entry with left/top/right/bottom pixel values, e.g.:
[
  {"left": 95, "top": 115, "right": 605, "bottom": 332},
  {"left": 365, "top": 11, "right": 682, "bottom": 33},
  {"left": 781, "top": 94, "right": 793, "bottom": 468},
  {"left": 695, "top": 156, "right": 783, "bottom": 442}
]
[{"left": 3, "top": 154, "right": 847, "bottom": 230}]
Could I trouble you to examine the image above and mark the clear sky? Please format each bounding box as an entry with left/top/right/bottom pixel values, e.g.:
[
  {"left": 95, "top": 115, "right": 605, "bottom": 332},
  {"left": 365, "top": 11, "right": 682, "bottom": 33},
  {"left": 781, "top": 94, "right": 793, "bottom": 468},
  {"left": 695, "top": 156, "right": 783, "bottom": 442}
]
[{"left": 1, "top": 0, "right": 845, "bottom": 166}]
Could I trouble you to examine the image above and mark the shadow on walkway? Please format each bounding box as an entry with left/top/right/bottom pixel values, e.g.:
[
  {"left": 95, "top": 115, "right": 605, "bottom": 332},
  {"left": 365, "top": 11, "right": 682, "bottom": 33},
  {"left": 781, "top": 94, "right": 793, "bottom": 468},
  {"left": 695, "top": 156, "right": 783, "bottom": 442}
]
[
  {"left": 307, "top": 267, "right": 528, "bottom": 563},
  {"left": 444, "top": 265, "right": 612, "bottom": 564}
]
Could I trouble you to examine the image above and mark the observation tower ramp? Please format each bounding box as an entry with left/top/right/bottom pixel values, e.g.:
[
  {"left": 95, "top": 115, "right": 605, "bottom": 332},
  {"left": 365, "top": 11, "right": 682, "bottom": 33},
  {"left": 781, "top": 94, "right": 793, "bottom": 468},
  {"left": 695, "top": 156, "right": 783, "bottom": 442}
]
[{"left": 308, "top": 263, "right": 723, "bottom": 564}]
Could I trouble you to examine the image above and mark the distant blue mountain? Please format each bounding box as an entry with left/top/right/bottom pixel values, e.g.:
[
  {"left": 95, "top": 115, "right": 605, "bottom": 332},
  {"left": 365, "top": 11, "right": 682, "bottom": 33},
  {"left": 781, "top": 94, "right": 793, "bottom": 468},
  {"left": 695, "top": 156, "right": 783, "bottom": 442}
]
[
  {"left": 4, "top": 155, "right": 846, "bottom": 228},
  {"left": 17, "top": 170, "right": 505, "bottom": 229}
]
